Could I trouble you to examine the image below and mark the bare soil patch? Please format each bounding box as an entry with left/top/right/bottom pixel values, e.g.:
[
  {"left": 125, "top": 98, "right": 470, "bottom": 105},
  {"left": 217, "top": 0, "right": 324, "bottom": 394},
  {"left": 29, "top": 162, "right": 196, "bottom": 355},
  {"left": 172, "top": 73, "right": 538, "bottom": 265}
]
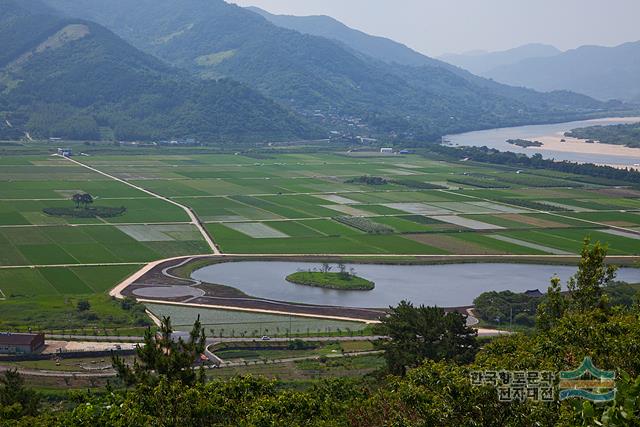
[
  {"left": 406, "top": 234, "right": 505, "bottom": 255},
  {"left": 499, "top": 214, "right": 569, "bottom": 228}
]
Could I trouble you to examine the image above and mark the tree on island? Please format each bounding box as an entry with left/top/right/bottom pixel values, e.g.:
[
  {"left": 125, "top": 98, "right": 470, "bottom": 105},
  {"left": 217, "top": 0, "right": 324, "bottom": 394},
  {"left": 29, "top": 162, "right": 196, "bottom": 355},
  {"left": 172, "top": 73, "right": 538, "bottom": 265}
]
[
  {"left": 338, "top": 263, "right": 350, "bottom": 280},
  {"left": 320, "top": 262, "right": 332, "bottom": 274}
]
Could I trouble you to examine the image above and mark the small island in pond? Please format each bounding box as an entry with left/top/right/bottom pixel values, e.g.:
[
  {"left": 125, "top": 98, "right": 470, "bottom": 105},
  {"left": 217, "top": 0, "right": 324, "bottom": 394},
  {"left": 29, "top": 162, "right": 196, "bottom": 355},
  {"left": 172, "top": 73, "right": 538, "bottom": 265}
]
[
  {"left": 286, "top": 264, "right": 375, "bottom": 291},
  {"left": 506, "top": 139, "right": 543, "bottom": 148}
]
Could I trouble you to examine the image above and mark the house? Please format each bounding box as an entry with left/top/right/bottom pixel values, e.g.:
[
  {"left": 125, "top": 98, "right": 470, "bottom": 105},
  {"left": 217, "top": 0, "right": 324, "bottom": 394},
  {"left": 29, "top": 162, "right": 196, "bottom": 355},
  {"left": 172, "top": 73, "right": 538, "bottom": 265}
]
[
  {"left": 57, "top": 148, "right": 72, "bottom": 157},
  {"left": 380, "top": 147, "right": 393, "bottom": 154},
  {"left": 0, "top": 332, "right": 45, "bottom": 355},
  {"left": 523, "top": 289, "right": 544, "bottom": 298}
]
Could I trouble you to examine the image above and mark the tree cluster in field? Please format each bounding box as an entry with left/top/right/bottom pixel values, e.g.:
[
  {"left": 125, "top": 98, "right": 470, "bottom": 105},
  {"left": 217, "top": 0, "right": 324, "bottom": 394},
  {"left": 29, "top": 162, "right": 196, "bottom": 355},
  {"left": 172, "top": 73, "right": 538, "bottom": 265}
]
[
  {"left": 473, "top": 290, "right": 541, "bottom": 327},
  {"left": 334, "top": 216, "right": 394, "bottom": 234},
  {"left": 565, "top": 123, "right": 640, "bottom": 148},
  {"left": 42, "top": 193, "right": 126, "bottom": 218},
  {"left": 344, "top": 176, "right": 388, "bottom": 185},
  {"left": 476, "top": 281, "right": 640, "bottom": 327}
]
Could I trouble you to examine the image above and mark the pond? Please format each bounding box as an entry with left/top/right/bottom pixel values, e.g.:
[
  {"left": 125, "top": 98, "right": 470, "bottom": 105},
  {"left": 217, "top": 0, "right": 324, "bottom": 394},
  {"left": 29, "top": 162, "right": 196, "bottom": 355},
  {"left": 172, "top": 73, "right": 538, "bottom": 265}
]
[
  {"left": 191, "top": 262, "right": 640, "bottom": 308},
  {"left": 446, "top": 117, "right": 640, "bottom": 168}
]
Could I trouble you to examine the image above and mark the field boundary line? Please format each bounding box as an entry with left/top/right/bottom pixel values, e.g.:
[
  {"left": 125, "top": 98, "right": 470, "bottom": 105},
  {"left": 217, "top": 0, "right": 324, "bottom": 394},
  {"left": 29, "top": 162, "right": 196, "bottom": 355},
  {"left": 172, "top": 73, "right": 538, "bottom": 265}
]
[
  {"left": 57, "top": 155, "right": 220, "bottom": 255},
  {"left": 0, "top": 262, "right": 144, "bottom": 270}
]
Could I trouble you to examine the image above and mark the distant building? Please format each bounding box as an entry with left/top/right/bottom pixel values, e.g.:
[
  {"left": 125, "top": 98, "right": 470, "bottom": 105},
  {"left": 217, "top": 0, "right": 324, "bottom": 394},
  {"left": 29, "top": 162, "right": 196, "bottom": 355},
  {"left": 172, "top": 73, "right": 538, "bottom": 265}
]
[
  {"left": 380, "top": 147, "right": 393, "bottom": 154},
  {"left": 399, "top": 149, "right": 413, "bottom": 155},
  {"left": 523, "top": 289, "right": 544, "bottom": 298},
  {"left": 0, "top": 332, "right": 45, "bottom": 355},
  {"left": 57, "top": 148, "right": 72, "bottom": 157}
]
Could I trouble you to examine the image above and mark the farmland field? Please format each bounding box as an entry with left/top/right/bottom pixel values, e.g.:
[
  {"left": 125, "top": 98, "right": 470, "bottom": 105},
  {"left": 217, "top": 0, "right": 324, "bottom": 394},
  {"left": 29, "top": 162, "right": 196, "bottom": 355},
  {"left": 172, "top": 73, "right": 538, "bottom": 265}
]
[
  {"left": 1, "top": 144, "right": 639, "bottom": 331},
  {"left": 2, "top": 149, "right": 640, "bottom": 262}
]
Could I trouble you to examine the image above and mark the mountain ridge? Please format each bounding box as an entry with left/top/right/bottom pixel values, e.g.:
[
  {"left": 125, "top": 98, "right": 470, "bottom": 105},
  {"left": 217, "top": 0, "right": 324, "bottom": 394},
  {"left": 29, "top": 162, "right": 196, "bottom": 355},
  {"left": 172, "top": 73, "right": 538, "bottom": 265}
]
[
  {"left": 484, "top": 41, "right": 640, "bottom": 102},
  {"left": 439, "top": 44, "right": 562, "bottom": 75},
  {"left": 42, "top": 0, "right": 614, "bottom": 140},
  {"left": 0, "top": 0, "right": 320, "bottom": 142}
]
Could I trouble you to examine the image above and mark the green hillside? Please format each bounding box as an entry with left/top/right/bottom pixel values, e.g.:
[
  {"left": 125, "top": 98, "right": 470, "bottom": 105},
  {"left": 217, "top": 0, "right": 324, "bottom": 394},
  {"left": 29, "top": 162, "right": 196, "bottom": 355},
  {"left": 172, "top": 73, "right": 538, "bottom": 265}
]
[
  {"left": 44, "top": 0, "right": 614, "bottom": 139},
  {"left": 0, "top": 0, "right": 321, "bottom": 142}
]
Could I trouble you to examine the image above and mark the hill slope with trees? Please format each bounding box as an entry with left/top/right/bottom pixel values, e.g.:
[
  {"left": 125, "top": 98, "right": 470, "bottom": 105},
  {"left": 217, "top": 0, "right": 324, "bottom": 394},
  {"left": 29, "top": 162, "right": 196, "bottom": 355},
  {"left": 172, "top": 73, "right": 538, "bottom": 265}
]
[
  {"left": 0, "top": 0, "right": 320, "bottom": 142},
  {"left": 43, "top": 0, "right": 616, "bottom": 139}
]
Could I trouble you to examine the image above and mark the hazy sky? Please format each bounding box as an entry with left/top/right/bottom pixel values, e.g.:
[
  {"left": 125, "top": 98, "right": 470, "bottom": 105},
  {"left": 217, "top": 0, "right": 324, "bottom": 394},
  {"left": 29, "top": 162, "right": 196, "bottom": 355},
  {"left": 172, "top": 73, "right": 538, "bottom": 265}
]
[{"left": 229, "top": 0, "right": 640, "bottom": 56}]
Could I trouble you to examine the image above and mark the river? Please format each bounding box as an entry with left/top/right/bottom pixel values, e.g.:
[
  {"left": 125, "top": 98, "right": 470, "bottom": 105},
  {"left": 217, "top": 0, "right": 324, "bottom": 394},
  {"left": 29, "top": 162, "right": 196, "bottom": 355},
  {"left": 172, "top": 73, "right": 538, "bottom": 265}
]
[
  {"left": 191, "top": 261, "right": 640, "bottom": 308},
  {"left": 445, "top": 117, "right": 640, "bottom": 168}
]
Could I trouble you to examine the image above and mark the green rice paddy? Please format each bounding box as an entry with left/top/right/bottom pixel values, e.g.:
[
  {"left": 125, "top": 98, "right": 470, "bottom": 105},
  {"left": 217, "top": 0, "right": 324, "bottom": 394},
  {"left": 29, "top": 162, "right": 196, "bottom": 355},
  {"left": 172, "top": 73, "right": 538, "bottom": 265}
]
[{"left": 0, "top": 147, "right": 638, "bottom": 332}]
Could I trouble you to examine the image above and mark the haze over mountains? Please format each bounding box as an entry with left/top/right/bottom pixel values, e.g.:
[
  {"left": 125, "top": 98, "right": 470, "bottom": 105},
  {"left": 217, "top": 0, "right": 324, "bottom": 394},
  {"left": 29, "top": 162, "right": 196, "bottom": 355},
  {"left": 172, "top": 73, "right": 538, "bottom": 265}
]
[
  {"left": 1, "top": 0, "right": 629, "bottom": 143},
  {"left": 482, "top": 42, "right": 640, "bottom": 103},
  {"left": 251, "top": 6, "right": 640, "bottom": 105},
  {"left": 41, "top": 0, "right": 613, "bottom": 141},
  {"left": 439, "top": 44, "right": 562, "bottom": 76}
]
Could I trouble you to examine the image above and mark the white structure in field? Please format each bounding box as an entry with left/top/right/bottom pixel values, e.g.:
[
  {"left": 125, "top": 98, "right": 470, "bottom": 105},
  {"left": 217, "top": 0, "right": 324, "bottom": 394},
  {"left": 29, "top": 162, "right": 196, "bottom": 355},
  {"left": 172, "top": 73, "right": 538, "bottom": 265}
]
[{"left": 380, "top": 147, "right": 393, "bottom": 154}]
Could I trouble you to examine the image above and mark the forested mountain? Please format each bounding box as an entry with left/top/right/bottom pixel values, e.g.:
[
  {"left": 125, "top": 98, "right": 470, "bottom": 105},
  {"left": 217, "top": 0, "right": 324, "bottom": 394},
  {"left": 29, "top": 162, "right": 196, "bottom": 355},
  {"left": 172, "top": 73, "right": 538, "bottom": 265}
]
[
  {"left": 247, "top": 6, "right": 440, "bottom": 68},
  {"left": 439, "top": 44, "right": 562, "bottom": 75},
  {"left": 43, "top": 0, "right": 613, "bottom": 139},
  {"left": 0, "top": 0, "right": 320, "bottom": 142},
  {"left": 483, "top": 41, "right": 640, "bottom": 102}
]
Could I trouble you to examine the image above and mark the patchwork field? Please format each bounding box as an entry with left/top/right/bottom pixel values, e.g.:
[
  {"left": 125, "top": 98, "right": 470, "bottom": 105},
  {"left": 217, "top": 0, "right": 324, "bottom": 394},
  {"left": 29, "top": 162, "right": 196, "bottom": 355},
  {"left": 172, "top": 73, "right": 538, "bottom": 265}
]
[
  {"left": 1, "top": 147, "right": 639, "bottom": 332},
  {"left": 2, "top": 151, "right": 639, "bottom": 265}
]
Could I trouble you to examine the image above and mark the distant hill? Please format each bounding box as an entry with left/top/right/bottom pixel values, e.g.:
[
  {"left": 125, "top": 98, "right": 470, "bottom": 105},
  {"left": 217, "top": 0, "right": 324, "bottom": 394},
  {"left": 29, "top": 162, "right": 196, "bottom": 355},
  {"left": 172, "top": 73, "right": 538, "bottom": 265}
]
[
  {"left": 247, "top": 6, "right": 441, "bottom": 68},
  {"left": 0, "top": 0, "right": 320, "bottom": 142},
  {"left": 438, "top": 44, "right": 562, "bottom": 75},
  {"left": 239, "top": 9, "right": 607, "bottom": 117},
  {"left": 483, "top": 41, "right": 640, "bottom": 102},
  {"left": 43, "top": 0, "right": 613, "bottom": 139}
]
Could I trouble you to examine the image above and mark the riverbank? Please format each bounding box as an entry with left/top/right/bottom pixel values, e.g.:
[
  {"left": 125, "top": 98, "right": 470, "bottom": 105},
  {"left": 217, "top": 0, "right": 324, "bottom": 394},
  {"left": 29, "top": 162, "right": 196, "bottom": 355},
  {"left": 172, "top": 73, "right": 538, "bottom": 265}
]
[{"left": 446, "top": 116, "right": 640, "bottom": 168}]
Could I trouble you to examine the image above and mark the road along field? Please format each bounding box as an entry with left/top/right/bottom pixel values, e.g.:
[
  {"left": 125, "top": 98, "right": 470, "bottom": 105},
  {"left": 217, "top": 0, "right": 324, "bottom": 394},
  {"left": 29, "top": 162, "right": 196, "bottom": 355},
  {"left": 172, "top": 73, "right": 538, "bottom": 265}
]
[{"left": 1, "top": 148, "right": 639, "bottom": 333}]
